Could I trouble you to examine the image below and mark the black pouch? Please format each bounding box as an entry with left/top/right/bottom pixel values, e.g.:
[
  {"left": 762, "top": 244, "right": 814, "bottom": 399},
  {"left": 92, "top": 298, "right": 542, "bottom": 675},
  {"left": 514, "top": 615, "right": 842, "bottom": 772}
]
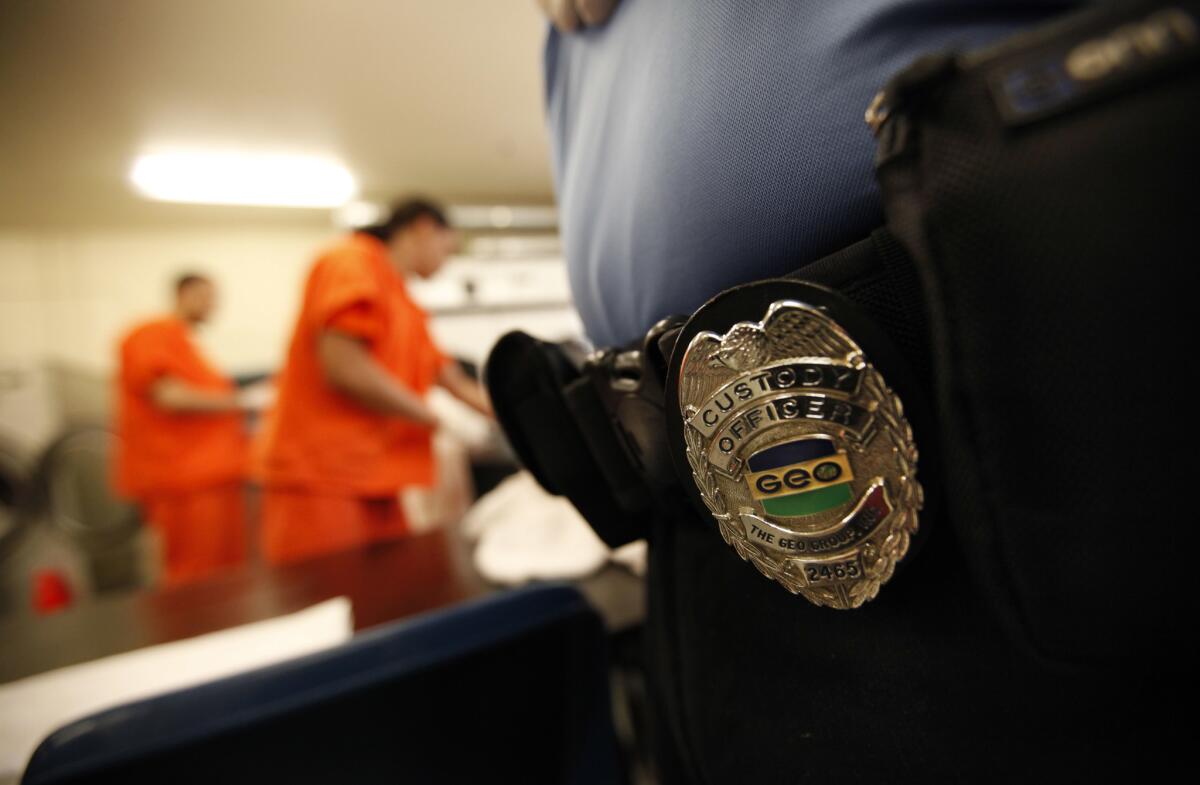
[
  {"left": 483, "top": 331, "right": 652, "bottom": 547},
  {"left": 874, "top": 0, "right": 1200, "bottom": 663}
]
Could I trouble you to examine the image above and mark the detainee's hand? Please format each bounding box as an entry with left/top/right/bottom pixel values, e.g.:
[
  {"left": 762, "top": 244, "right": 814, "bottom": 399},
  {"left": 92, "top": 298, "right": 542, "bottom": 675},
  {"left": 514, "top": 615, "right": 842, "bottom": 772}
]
[
  {"left": 536, "top": 0, "right": 620, "bottom": 33},
  {"left": 235, "top": 381, "right": 276, "bottom": 413},
  {"left": 419, "top": 407, "right": 442, "bottom": 431},
  {"left": 436, "top": 362, "right": 495, "bottom": 420}
]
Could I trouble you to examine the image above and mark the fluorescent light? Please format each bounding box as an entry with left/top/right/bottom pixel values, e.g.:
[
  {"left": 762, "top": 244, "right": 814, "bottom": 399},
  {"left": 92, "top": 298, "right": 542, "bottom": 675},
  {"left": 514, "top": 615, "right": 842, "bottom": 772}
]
[{"left": 130, "top": 150, "right": 357, "bottom": 208}]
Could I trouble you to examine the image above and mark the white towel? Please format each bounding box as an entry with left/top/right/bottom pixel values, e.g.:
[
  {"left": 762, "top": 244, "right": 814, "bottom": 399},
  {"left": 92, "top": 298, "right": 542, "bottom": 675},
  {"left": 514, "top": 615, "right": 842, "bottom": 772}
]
[{"left": 465, "top": 471, "right": 646, "bottom": 584}]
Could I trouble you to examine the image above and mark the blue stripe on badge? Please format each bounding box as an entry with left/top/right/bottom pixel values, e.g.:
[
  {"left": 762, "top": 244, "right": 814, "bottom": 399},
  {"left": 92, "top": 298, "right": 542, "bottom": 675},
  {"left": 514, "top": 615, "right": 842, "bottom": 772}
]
[{"left": 746, "top": 438, "right": 835, "bottom": 472}]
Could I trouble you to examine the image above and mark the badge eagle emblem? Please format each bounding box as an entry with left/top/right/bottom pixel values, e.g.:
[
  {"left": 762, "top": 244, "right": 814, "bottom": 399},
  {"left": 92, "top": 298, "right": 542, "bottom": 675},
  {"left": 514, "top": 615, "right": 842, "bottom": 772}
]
[{"left": 677, "top": 300, "right": 922, "bottom": 609}]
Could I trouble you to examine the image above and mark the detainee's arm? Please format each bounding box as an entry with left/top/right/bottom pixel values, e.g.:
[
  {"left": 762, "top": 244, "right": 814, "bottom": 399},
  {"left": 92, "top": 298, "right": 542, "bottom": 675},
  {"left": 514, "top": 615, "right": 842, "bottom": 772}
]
[
  {"left": 317, "top": 330, "right": 440, "bottom": 427},
  {"left": 436, "top": 361, "right": 494, "bottom": 418},
  {"left": 150, "top": 377, "right": 242, "bottom": 413}
]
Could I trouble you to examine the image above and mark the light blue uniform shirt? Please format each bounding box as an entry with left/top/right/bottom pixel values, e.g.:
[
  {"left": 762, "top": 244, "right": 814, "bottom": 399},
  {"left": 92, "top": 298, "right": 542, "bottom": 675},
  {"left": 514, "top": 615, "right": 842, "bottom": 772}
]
[{"left": 546, "top": 0, "right": 1078, "bottom": 346}]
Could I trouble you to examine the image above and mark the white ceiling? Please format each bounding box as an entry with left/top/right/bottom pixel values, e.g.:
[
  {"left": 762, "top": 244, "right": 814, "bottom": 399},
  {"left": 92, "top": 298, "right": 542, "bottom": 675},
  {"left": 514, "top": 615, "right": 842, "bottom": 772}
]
[{"left": 0, "top": 0, "right": 555, "bottom": 228}]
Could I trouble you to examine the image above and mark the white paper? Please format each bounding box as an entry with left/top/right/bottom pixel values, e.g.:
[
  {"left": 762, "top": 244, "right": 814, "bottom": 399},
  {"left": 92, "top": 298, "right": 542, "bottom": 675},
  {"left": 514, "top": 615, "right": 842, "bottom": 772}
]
[
  {"left": 466, "top": 472, "right": 611, "bottom": 585},
  {"left": 0, "top": 596, "right": 353, "bottom": 779}
]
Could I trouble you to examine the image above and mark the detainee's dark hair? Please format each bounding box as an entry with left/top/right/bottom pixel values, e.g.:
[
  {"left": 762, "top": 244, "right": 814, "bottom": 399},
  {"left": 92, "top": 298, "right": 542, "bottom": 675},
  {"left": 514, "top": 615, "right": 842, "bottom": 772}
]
[
  {"left": 174, "top": 272, "right": 211, "bottom": 295},
  {"left": 365, "top": 197, "right": 449, "bottom": 240}
]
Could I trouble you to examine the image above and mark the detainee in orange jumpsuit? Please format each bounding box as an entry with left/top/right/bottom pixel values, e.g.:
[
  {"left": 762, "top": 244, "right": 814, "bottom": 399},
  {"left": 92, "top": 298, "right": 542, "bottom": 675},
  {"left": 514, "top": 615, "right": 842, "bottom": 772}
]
[
  {"left": 114, "top": 274, "right": 249, "bottom": 585},
  {"left": 255, "top": 198, "right": 492, "bottom": 565}
]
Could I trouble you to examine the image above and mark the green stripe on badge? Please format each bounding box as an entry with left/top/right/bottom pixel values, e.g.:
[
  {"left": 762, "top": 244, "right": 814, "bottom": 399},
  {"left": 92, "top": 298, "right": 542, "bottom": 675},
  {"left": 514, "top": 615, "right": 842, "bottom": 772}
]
[{"left": 761, "top": 482, "right": 853, "bottom": 517}]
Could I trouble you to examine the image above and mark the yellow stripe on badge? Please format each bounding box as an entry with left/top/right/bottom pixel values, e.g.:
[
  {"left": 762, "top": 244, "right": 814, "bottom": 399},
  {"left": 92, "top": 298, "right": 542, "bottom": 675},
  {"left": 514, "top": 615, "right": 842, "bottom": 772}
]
[{"left": 744, "top": 452, "right": 854, "bottom": 501}]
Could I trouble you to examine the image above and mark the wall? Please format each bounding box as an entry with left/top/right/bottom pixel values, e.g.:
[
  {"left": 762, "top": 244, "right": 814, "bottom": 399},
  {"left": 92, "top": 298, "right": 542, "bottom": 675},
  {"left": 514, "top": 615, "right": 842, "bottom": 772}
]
[
  {"left": 0, "top": 225, "right": 580, "bottom": 451},
  {"left": 0, "top": 226, "right": 336, "bottom": 374}
]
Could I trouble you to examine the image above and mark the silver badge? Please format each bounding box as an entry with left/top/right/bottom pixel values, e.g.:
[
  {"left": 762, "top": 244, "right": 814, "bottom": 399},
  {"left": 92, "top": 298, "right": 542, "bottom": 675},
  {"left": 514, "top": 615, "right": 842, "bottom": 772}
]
[{"left": 678, "top": 300, "right": 922, "bottom": 609}]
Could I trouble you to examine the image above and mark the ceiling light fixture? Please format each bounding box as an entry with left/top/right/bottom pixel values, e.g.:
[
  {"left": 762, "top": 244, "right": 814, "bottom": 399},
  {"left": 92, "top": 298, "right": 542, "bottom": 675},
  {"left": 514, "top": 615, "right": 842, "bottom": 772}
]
[
  {"left": 129, "top": 150, "right": 357, "bottom": 208},
  {"left": 448, "top": 205, "right": 558, "bottom": 231}
]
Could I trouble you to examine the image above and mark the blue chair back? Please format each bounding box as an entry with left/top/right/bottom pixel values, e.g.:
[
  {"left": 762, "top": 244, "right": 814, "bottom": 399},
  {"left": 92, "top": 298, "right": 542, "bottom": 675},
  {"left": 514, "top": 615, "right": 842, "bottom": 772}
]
[{"left": 23, "top": 584, "right": 621, "bottom": 785}]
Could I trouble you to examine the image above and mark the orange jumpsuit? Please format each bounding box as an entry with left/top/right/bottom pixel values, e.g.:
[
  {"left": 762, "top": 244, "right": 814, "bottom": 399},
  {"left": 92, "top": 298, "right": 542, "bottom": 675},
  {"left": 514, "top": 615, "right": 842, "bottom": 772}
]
[
  {"left": 114, "top": 317, "right": 248, "bottom": 585},
  {"left": 255, "top": 233, "right": 450, "bottom": 565}
]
